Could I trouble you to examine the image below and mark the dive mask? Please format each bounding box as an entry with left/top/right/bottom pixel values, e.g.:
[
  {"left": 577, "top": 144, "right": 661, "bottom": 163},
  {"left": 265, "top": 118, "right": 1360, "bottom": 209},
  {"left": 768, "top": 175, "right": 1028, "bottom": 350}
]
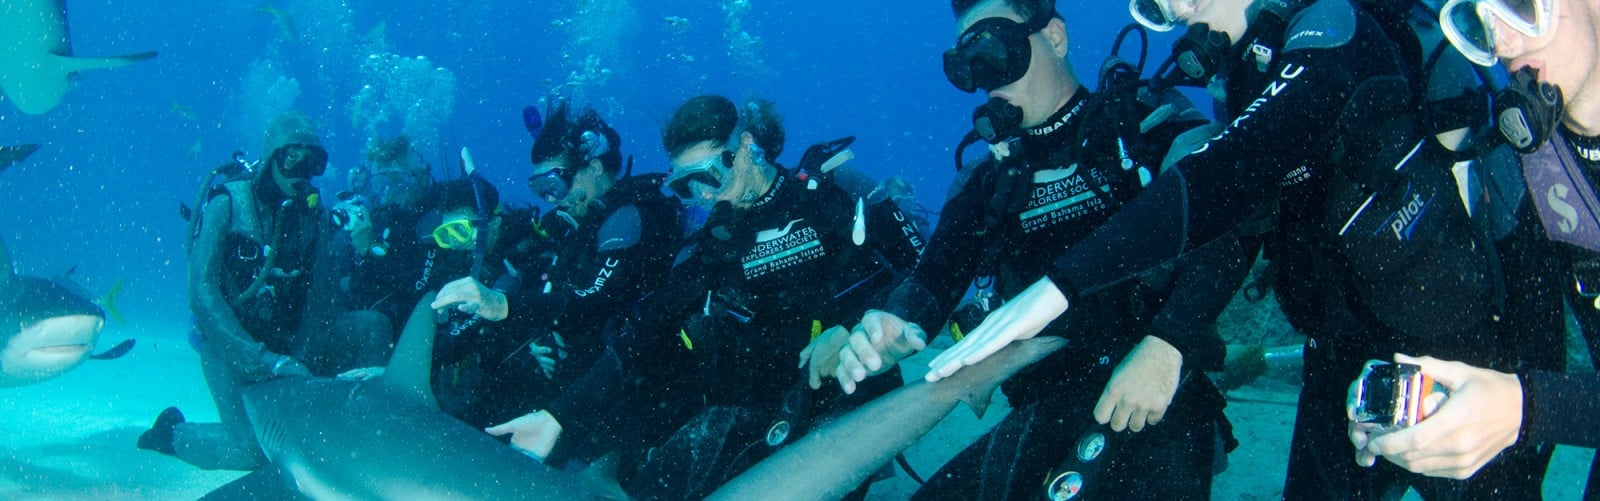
[
  {"left": 666, "top": 148, "right": 736, "bottom": 206},
  {"left": 1440, "top": 0, "right": 1552, "bottom": 67},
  {"left": 1129, "top": 0, "right": 1196, "bottom": 32},
  {"left": 368, "top": 166, "right": 423, "bottom": 205},
  {"left": 274, "top": 144, "right": 328, "bottom": 179},
  {"left": 529, "top": 162, "right": 577, "bottom": 202},
  {"left": 431, "top": 217, "right": 478, "bottom": 249},
  {"left": 943, "top": 10, "right": 1057, "bottom": 93}
]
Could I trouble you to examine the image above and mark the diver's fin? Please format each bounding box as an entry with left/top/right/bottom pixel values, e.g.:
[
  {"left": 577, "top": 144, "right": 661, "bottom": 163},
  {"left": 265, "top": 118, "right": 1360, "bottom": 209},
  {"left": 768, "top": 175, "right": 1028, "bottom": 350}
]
[
  {"left": 379, "top": 293, "right": 439, "bottom": 409},
  {"left": 0, "top": 144, "right": 41, "bottom": 174},
  {"left": 89, "top": 339, "right": 136, "bottom": 360}
]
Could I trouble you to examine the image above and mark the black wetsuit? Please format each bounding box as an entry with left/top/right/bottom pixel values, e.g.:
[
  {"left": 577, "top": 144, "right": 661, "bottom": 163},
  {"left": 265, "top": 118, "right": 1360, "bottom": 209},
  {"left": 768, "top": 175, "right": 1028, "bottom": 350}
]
[
  {"left": 505, "top": 173, "right": 684, "bottom": 382},
  {"left": 1518, "top": 126, "right": 1600, "bottom": 497},
  {"left": 1011, "top": 1, "right": 1561, "bottom": 497},
  {"left": 446, "top": 173, "right": 684, "bottom": 430},
  {"left": 416, "top": 207, "right": 553, "bottom": 429},
  {"left": 342, "top": 203, "right": 433, "bottom": 325},
  {"left": 545, "top": 168, "right": 925, "bottom": 499},
  {"left": 888, "top": 88, "right": 1244, "bottom": 500}
]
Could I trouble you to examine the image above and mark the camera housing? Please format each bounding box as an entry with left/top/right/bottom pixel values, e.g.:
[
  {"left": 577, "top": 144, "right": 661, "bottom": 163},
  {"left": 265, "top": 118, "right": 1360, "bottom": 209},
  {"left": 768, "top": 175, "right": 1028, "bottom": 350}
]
[{"left": 1347, "top": 360, "right": 1449, "bottom": 435}]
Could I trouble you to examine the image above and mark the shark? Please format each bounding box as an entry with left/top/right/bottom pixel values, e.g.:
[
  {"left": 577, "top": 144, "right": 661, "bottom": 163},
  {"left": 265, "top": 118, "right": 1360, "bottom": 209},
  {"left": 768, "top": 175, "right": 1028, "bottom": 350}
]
[
  {"left": 0, "top": 0, "right": 158, "bottom": 115},
  {"left": 710, "top": 336, "right": 1067, "bottom": 501},
  {"left": 0, "top": 144, "right": 41, "bottom": 175},
  {"left": 0, "top": 239, "right": 126, "bottom": 387},
  {"left": 222, "top": 293, "right": 591, "bottom": 500},
  {"left": 219, "top": 295, "right": 1063, "bottom": 499}
]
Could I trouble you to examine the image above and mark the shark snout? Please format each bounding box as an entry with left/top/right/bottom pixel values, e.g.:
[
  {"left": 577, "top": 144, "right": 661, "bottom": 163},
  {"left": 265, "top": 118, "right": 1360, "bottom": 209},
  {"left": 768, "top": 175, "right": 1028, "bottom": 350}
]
[{"left": 1, "top": 314, "right": 104, "bottom": 386}]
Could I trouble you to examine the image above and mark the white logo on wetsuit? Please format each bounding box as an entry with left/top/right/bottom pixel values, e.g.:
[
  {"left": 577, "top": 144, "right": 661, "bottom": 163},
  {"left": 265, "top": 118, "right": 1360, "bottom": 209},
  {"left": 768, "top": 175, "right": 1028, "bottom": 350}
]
[
  {"left": 756, "top": 219, "right": 805, "bottom": 243},
  {"left": 1019, "top": 166, "right": 1110, "bottom": 234},
  {"left": 1573, "top": 142, "right": 1600, "bottom": 163},
  {"left": 1194, "top": 63, "right": 1307, "bottom": 154},
  {"left": 575, "top": 258, "right": 622, "bottom": 297},
  {"left": 1548, "top": 184, "right": 1582, "bottom": 234},
  {"left": 743, "top": 224, "right": 824, "bottom": 279},
  {"left": 1387, "top": 192, "right": 1432, "bottom": 241},
  {"left": 414, "top": 250, "right": 438, "bottom": 291}
]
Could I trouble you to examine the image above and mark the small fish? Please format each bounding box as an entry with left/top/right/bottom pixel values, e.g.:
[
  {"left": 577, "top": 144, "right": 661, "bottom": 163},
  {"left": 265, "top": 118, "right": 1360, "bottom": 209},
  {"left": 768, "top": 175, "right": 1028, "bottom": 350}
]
[
  {"left": 258, "top": 3, "right": 299, "bottom": 42},
  {"left": 170, "top": 101, "right": 198, "bottom": 121}
]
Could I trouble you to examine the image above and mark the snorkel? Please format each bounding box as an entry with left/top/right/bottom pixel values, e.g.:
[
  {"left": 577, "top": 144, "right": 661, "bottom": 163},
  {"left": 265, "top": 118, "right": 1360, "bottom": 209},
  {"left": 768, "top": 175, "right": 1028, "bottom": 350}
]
[{"left": 459, "top": 147, "right": 493, "bottom": 281}]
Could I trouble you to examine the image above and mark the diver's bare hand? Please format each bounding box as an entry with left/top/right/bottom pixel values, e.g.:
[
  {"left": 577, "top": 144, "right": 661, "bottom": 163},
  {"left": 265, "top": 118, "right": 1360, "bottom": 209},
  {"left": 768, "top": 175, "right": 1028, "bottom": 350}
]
[
  {"left": 799, "top": 325, "right": 852, "bottom": 390},
  {"left": 336, "top": 366, "right": 386, "bottom": 381},
  {"left": 431, "top": 277, "right": 509, "bottom": 321},
  {"left": 1094, "top": 336, "right": 1181, "bottom": 432},
  {"left": 834, "top": 311, "right": 927, "bottom": 394},
  {"left": 529, "top": 333, "right": 566, "bottom": 379},
  {"left": 486, "top": 410, "right": 564, "bottom": 462},
  {"left": 1355, "top": 354, "right": 1522, "bottom": 479}
]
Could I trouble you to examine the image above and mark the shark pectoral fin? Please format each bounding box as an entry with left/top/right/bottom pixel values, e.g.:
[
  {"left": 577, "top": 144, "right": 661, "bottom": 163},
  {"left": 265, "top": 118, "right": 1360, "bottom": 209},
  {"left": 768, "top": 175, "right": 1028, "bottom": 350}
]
[
  {"left": 379, "top": 292, "right": 440, "bottom": 409},
  {"left": 52, "top": 51, "right": 158, "bottom": 74},
  {"left": 89, "top": 339, "right": 136, "bottom": 360},
  {"left": 0, "top": 144, "right": 41, "bottom": 174}
]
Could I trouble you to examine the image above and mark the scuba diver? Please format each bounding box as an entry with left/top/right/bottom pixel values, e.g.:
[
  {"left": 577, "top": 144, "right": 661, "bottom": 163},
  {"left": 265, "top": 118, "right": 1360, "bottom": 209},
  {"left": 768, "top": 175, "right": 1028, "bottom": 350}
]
[
  {"left": 336, "top": 177, "right": 559, "bottom": 430},
  {"left": 1354, "top": 0, "right": 1600, "bottom": 495},
  {"left": 423, "top": 101, "right": 684, "bottom": 428},
  {"left": 138, "top": 112, "right": 391, "bottom": 470},
  {"left": 485, "top": 95, "right": 926, "bottom": 500},
  {"left": 334, "top": 134, "right": 439, "bottom": 331},
  {"left": 812, "top": 1, "right": 1251, "bottom": 498},
  {"left": 926, "top": 0, "right": 1567, "bottom": 498}
]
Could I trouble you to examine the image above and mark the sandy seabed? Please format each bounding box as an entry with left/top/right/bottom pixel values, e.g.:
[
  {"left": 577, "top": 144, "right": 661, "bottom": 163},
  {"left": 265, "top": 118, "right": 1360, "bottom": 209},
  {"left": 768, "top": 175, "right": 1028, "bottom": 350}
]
[{"left": 2, "top": 327, "right": 1592, "bottom": 500}]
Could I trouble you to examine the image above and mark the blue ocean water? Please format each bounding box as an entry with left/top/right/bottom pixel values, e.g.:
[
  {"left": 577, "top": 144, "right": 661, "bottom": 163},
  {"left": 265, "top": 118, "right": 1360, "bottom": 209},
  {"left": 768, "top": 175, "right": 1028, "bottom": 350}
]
[{"left": 0, "top": 0, "right": 1181, "bottom": 336}]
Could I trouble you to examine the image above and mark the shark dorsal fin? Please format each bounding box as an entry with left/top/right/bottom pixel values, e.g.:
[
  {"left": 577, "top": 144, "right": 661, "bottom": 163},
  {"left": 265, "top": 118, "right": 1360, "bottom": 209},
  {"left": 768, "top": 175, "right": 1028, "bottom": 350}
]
[
  {"left": 380, "top": 293, "right": 439, "bottom": 409},
  {"left": 955, "top": 337, "right": 1067, "bottom": 419}
]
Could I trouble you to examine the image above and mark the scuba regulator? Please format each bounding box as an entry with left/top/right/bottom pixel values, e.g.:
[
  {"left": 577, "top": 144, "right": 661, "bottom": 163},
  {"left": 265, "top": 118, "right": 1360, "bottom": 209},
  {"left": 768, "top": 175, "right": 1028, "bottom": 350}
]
[
  {"left": 1155, "top": 23, "right": 1234, "bottom": 90},
  {"left": 952, "top": 97, "right": 1026, "bottom": 173},
  {"left": 1495, "top": 66, "right": 1565, "bottom": 154}
]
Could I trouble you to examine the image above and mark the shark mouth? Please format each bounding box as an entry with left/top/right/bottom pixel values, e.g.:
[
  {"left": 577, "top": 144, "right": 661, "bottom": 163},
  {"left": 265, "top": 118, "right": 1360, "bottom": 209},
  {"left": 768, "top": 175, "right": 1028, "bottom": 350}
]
[{"left": 26, "top": 343, "right": 94, "bottom": 357}]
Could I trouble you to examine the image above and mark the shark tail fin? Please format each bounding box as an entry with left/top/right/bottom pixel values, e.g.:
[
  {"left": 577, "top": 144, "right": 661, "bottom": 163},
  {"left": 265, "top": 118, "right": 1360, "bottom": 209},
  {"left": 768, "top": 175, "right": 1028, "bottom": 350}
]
[
  {"left": 955, "top": 337, "right": 1067, "bottom": 419},
  {"left": 99, "top": 279, "right": 126, "bottom": 324},
  {"left": 380, "top": 293, "right": 440, "bottom": 409},
  {"left": 51, "top": 51, "right": 158, "bottom": 74}
]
